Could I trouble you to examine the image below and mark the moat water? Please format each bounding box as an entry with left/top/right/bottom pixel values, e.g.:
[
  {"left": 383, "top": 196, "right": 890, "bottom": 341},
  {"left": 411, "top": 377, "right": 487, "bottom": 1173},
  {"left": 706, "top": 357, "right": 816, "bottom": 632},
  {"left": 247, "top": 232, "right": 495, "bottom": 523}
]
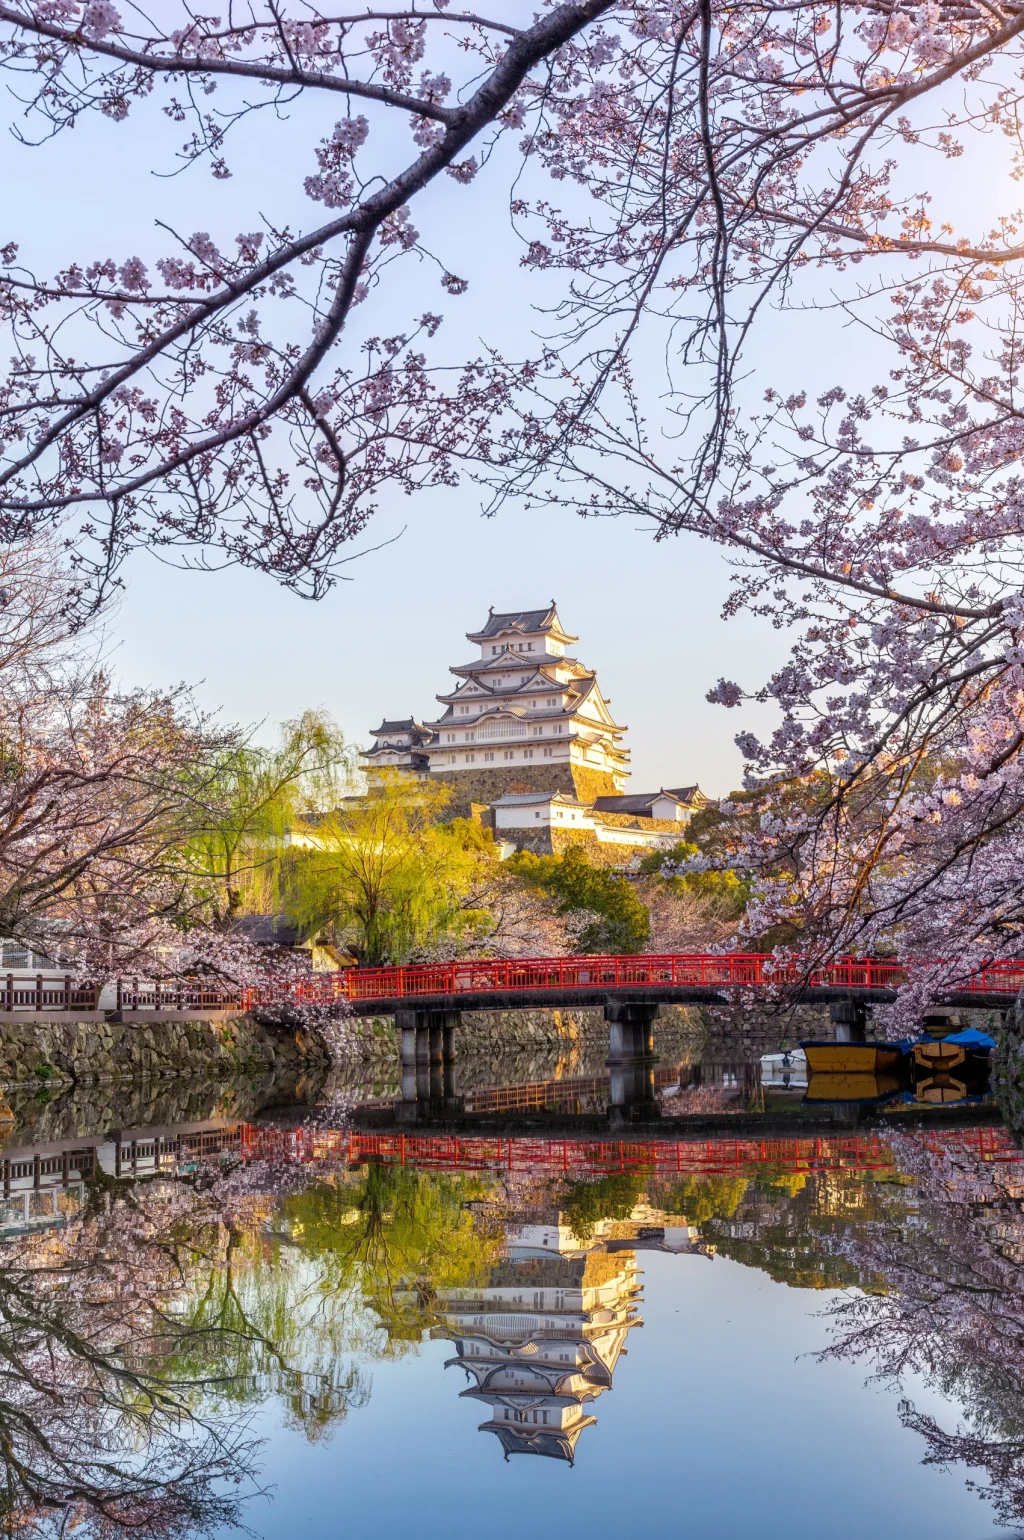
[{"left": 1, "top": 1043, "right": 1019, "bottom": 1539}]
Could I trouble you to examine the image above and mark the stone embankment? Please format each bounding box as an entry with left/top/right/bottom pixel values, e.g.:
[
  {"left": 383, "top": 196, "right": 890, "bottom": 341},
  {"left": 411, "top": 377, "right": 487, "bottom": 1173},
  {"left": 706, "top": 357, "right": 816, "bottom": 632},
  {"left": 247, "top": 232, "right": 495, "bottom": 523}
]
[
  {"left": 0, "top": 993, "right": 922, "bottom": 1098},
  {"left": 0, "top": 1014, "right": 331, "bottom": 1090},
  {"left": 346, "top": 1003, "right": 705, "bottom": 1061}
]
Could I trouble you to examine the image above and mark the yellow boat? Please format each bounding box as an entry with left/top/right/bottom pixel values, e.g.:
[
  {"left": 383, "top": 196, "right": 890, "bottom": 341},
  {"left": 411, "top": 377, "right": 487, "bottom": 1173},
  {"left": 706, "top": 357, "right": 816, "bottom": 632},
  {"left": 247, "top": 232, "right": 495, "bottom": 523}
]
[
  {"left": 805, "top": 1072, "right": 902, "bottom": 1103},
  {"left": 800, "top": 1041, "right": 907, "bottom": 1074},
  {"left": 913, "top": 1040, "right": 966, "bottom": 1072}
]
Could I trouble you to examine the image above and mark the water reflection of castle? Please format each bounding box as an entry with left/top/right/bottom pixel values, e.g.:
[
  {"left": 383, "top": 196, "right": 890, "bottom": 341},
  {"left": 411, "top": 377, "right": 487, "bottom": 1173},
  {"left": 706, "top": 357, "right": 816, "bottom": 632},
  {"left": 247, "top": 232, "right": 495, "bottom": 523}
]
[{"left": 432, "top": 1208, "right": 712, "bottom": 1463}]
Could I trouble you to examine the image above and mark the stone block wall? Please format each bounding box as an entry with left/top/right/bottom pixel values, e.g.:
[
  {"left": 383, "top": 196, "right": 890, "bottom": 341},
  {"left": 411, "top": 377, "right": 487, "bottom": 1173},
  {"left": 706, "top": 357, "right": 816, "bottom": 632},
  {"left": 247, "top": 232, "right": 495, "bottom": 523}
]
[
  {"left": 496, "top": 827, "right": 666, "bottom": 865},
  {"left": 569, "top": 762, "right": 625, "bottom": 804},
  {"left": 433, "top": 760, "right": 621, "bottom": 817},
  {"left": 0, "top": 1015, "right": 332, "bottom": 1090},
  {"left": 348, "top": 1002, "right": 704, "bottom": 1063}
]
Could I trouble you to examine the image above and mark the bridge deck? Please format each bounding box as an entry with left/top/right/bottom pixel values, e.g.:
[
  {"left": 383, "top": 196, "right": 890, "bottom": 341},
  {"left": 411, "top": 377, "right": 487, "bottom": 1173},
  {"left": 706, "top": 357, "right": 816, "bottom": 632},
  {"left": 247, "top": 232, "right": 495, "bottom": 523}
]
[
  {"left": 3, "top": 953, "right": 1015, "bottom": 1018},
  {"left": 316, "top": 953, "right": 1024, "bottom": 1016}
]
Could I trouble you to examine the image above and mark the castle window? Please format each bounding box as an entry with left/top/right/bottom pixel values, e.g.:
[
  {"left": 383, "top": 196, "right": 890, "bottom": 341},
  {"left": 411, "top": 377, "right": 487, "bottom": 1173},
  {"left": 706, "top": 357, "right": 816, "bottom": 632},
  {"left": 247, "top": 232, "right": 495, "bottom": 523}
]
[
  {"left": 465, "top": 754, "right": 474, "bottom": 764},
  {"left": 503, "top": 750, "right": 514, "bottom": 760},
  {"left": 466, "top": 732, "right": 475, "bottom": 741},
  {"left": 546, "top": 697, "right": 555, "bottom": 706},
  {"left": 543, "top": 747, "right": 553, "bottom": 758},
  {"left": 523, "top": 749, "right": 533, "bottom": 759},
  {"left": 484, "top": 751, "right": 494, "bottom": 762},
  {"left": 492, "top": 646, "right": 498, "bottom": 654},
  {"left": 532, "top": 726, "right": 543, "bottom": 736},
  {"left": 535, "top": 811, "right": 540, "bottom": 820}
]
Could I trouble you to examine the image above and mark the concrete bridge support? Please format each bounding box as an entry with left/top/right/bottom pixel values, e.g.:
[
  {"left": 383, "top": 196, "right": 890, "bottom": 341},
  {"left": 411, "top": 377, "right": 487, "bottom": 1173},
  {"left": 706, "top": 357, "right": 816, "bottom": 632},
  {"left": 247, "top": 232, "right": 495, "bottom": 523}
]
[
  {"left": 830, "top": 999, "right": 869, "bottom": 1043},
  {"left": 605, "top": 1001, "right": 659, "bottom": 1061},
  {"left": 605, "top": 1002, "right": 660, "bottom": 1123},
  {"left": 397, "top": 1008, "right": 460, "bottom": 1114}
]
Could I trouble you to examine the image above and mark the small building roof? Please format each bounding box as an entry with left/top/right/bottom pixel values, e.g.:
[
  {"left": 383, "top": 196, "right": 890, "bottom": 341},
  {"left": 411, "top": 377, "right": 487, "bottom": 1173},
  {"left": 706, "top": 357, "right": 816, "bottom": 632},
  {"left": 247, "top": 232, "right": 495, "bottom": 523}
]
[
  {"left": 492, "top": 792, "right": 587, "bottom": 807},
  {"left": 663, "top": 785, "right": 707, "bottom": 805},
  {"left": 362, "top": 742, "right": 430, "bottom": 759},
  {"left": 231, "top": 914, "right": 303, "bottom": 948},
  {"left": 592, "top": 790, "right": 693, "bottom": 815},
  {"left": 370, "top": 718, "right": 427, "bottom": 736}
]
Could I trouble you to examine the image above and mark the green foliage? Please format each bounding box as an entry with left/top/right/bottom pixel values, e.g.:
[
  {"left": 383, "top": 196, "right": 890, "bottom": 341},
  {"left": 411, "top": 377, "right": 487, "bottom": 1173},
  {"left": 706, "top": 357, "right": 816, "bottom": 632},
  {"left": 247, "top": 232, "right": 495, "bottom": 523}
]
[
  {"left": 282, "top": 1165, "right": 502, "bottom": 1340},
  {"left": 637, "top": 839, "right": 750, "bottom": 917},
  {"left": 159, "top": 1166, "right": 502, "bottom": 1442},
  {"left": 650, "top": 1173, "right": 750, "bottom": 1224},
  {"left": 282, "top": 771, "right": 499, "bottom": 965},
  {"left": 510, "top": 844, "right": 650, "bottom": 953},
  {"left": 558, "top": 1168, "right": 649, "bottom": 1241},
  {"left": 182, "top": 709, "right": 353, "bottom": 925}
]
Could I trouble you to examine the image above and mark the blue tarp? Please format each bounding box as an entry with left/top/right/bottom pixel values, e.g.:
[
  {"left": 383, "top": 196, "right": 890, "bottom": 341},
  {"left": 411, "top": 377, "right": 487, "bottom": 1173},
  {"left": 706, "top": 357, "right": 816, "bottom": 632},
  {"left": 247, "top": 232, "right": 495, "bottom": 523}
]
[{"left": 920, "top": 1027, "right": 995, "bottom": 1051}]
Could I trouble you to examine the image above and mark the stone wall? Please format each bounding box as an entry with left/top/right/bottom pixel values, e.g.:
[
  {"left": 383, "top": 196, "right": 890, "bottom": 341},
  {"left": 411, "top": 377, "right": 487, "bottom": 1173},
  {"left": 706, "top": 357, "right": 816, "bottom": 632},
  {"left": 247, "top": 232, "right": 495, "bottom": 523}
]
[
  {"left": 3, "top": 1063, "right": 329, "bottom": 1147},
  {"left": 433, "top": 760, "right": 621, "bottom": 817},
  {"left": 498, "top": 827, "right": 667, "bottom": 865},
  {"left": 434, "top": 763, "right": 576, "bottom": 815},
  {"left": 346, "top": 1003, "right": 704, "bottom": 1064},
  {"left": 546, "top": 830, "right": 657, "bottom": 865},
  {"left": 569, "top": 762, "right": 624, "bottom": 804},
  {"left": 0, "top": 1014, "right": 332, "bottom": 1090}
]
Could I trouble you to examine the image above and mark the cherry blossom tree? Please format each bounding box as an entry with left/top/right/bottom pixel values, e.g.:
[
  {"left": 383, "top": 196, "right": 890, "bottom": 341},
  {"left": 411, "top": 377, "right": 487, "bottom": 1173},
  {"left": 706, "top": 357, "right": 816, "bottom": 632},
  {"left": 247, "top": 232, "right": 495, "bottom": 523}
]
[
  {"left": 0, "top": 0, "right": 617, "bottom": 608},
  {"left": 0, "top": 542, "right": 233, "bottom": 974},
  {"left": 3, "top": 0, "right": 1024, "bottom": 981}
]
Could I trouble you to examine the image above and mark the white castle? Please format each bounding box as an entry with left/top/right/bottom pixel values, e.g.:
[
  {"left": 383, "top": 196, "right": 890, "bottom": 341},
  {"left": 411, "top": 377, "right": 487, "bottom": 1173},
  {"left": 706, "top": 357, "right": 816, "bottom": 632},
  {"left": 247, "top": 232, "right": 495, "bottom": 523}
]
[{"left": 362, "top": 603, "right": 706, "bottom": 857}]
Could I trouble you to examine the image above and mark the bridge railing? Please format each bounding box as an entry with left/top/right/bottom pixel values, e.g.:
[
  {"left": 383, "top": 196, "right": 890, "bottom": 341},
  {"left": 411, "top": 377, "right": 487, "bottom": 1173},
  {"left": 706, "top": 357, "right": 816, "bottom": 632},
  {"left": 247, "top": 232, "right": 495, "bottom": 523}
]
[
  {"left": 7, "top": 951, "right": 1021, "bottom": 1017},
  {"left": 310, "top": 952, "right": 1024, "bottom": 1004},
  {"left": 0, "top": 974, "right": 100, "bottom": 1012}
]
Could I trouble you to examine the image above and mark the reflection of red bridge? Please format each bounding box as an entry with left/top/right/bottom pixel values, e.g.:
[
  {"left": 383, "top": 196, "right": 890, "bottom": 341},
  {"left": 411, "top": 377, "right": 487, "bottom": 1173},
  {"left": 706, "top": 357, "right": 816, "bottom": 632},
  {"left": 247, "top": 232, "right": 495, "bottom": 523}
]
[
  {"left": 236, "top": 1122, "right": 1021, "bottom": 1179},
  {"left": 263, "top": 953, "right": 1024, "bottom": 1015}
]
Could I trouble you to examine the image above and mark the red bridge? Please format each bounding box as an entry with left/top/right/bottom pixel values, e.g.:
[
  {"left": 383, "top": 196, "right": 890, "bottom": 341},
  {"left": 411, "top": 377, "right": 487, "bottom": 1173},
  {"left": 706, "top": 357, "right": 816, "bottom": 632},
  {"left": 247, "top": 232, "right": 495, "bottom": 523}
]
[
  {"left": 71, "top": 952, "right": 1022, "bottom": 1026},
  {"left": 267, "top": 952, "right": 1024, "bottom": 1015}
]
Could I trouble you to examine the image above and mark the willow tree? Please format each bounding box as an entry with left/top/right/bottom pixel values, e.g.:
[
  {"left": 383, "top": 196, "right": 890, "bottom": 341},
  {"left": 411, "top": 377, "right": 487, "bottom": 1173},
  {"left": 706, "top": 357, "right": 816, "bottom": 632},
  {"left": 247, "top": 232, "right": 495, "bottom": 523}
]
[
  {"left": 284, "top": 770, "right": 496, "bottom": 966},
  {"left": 180, "top": 709, "right": 353, "bottom": 927}
]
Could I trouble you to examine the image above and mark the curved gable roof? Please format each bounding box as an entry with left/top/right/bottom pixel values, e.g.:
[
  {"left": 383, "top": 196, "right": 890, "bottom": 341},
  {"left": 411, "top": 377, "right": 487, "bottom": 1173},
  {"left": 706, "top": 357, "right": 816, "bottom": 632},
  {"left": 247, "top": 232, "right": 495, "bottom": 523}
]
[{"left": 467, "top": 603, "right": 578, "bottom": 645}]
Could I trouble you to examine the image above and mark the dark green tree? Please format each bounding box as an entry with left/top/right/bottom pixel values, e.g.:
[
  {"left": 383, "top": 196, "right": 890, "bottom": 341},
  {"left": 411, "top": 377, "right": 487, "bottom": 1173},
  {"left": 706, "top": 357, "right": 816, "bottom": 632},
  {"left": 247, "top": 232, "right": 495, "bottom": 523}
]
[{"left": 509, "top": 845, "right": 650, "bottom": 953}]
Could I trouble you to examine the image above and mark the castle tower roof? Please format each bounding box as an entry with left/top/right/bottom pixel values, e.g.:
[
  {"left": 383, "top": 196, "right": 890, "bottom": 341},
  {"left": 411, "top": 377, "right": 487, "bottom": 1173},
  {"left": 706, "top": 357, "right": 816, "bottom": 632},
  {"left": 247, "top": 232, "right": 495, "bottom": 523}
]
[{"left": 466, "top": 602, "right": 577, "bottom": 646}]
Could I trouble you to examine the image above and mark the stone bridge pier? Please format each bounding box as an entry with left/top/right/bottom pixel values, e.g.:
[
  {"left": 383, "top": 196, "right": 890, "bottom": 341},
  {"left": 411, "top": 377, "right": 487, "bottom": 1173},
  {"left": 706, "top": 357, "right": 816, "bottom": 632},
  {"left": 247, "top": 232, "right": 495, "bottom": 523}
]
[
  {"left": 605, "top": 1002, "right": 660, "bottom": 1123},
  {"left": 397, "top": 1008, "right": 460, "bottom": 1116},
  {"left": 829, "top": 999, "right": 869, "bottom": 1042}
]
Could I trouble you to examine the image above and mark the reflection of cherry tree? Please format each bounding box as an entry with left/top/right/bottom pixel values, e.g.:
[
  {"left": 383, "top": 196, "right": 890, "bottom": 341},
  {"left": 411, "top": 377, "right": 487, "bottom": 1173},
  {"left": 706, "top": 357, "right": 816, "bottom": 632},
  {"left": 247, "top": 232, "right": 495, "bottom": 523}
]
[
  {"left": 820, "top": 1132, "right": 1024, "bottom": 1525},
  {"left": 0, "top": 1179, "right": 260, "bottom": 1539},
  {"left": 0, "top": 1159, "right": 503, "bottom": 1532}
]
